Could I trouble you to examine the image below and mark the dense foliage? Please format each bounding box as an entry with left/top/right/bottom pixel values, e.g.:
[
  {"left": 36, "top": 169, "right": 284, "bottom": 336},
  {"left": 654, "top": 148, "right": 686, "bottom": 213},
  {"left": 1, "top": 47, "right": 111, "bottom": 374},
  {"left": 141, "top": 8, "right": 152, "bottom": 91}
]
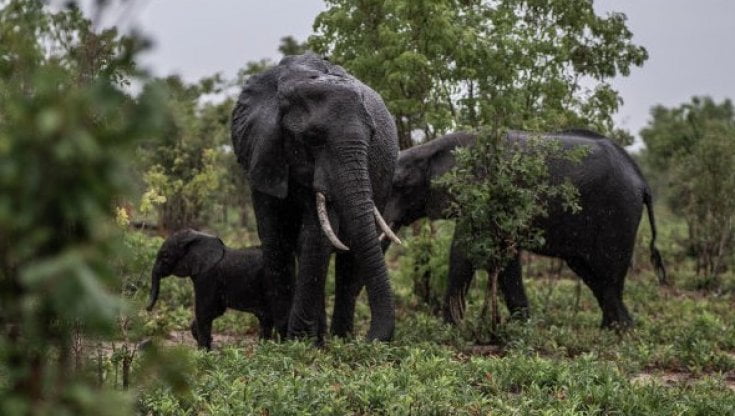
[
  {"left": 135, "top": 256, "right": 735, "bottom": 414},
  {"left": 137, "top": 35, "right": 310, "bottom": 236},
  {"left": 438, "top": 130, "right": 586, "bottom": 270},
  {"left": 137, "top": 75, "right": 236, "bottom": 232},
  {"left": 0, "top": 1, "right": 169, "bottom": 413}
]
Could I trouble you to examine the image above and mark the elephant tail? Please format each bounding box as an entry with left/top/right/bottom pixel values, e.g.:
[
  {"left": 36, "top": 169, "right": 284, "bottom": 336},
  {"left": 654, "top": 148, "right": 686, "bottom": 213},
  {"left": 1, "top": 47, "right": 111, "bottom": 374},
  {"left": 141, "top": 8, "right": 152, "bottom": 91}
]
[{"left": 643, "top": 186, "right": 668, "bottom": 285}]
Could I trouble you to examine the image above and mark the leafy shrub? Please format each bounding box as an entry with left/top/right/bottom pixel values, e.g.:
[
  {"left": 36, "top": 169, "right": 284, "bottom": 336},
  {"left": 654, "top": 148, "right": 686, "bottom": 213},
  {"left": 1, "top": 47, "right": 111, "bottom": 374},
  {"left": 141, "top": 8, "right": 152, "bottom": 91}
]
[{"left": 436, "top": 128, "right": 587, "bottom": 339}]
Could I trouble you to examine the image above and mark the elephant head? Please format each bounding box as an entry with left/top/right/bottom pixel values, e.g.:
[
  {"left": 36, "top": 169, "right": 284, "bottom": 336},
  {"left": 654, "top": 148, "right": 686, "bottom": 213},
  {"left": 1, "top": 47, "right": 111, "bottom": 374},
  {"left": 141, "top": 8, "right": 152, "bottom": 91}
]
[
  {"left": 382, "top": 133, "right": 472, "bottom": 233},
  {"left": 382, "top": 149, "right": 433, "bottom": 232},
  {"left": 231, "top": 54, "right": 399, "bottom": 340},
  {"left": 146, "top": 229, "right": 225, "bottom": 311},
  {"left": 232, "top": 54, "right": 398, "bottom": 247}
]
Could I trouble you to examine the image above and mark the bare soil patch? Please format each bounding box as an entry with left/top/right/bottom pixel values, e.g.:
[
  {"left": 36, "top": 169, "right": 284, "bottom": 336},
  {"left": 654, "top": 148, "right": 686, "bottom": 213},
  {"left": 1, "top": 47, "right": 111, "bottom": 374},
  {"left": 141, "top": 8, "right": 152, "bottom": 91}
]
[
  {"left": 463, "top": 344, "right": 505, "bottom": 357},
  {"left": 632, "top": 369, "right": 735, "bottom": 392},
  {"left": 162, "top": 330, "right": 259, "bottom": 349}
]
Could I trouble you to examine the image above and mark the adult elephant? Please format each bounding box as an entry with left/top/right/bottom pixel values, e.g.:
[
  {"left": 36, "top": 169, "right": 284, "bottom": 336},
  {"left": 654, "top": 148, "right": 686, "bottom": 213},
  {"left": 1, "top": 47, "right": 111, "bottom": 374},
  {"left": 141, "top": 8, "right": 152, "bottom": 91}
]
[
  {"left": 380, "top": 130, "right": 667, "bottom": 329},
  {"left": 231, "top": 54, "right": 400, "bottom": 342}
]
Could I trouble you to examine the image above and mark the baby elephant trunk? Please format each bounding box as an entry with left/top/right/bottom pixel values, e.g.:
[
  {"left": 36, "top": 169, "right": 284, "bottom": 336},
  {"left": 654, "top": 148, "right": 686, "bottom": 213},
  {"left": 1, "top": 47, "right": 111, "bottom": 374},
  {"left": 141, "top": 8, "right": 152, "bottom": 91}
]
[{"left": 146, "top": 267, "right": 161, "bottom": 311}]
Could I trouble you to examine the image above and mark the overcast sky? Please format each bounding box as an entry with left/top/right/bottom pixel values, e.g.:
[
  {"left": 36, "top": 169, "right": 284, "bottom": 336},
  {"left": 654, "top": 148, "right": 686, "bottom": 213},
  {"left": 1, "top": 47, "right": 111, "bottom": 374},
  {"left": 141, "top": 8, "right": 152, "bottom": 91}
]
[{"left": 79, "top": 0, "right": 735, "bottom": 147}]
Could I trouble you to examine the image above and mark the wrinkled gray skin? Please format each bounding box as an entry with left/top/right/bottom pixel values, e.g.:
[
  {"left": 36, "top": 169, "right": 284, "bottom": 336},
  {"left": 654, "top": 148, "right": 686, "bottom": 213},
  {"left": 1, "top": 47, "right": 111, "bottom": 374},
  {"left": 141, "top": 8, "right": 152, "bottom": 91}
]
[
  {"left": 380, "top": 130, "right": 667, "bottom": 329},
  {"left": 146, "top": 229, "right": 272, "bottom": 349},
  {"left": 231, "top": 54, "right": 399, "bottom": 343}
]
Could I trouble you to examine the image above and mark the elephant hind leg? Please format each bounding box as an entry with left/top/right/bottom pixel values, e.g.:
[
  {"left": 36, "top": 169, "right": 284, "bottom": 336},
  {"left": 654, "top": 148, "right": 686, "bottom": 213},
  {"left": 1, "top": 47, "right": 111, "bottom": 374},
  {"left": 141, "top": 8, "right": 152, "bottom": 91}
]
[
  {"left": 498, "top": 254, "right": 530, "bottom": 320},
  {"left": 565, "top": 257, "right": 633, "bottom": 330},
  {"left": 443, "top": 235, "right": 476, "bottom": 324}
]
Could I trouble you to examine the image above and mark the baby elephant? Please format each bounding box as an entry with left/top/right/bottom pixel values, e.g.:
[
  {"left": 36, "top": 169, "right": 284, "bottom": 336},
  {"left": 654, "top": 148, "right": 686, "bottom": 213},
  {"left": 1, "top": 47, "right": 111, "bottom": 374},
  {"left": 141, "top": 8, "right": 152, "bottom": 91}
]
[{"left": 146, "top": 229, "right": 272, "bottom": 349}]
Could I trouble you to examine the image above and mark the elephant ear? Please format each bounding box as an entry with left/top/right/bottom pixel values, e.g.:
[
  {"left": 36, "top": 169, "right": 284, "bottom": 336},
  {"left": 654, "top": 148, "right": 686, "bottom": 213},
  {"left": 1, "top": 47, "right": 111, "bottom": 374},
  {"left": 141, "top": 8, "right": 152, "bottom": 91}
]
[
  {"left": 428, "top": 147, "right": 456, "bottom": 180},
  {"left": 231, "top": 67, "right": 288, "bottom": 199},
  {"left": 172, "top": 230, "right": 226, "bottom": 277}
]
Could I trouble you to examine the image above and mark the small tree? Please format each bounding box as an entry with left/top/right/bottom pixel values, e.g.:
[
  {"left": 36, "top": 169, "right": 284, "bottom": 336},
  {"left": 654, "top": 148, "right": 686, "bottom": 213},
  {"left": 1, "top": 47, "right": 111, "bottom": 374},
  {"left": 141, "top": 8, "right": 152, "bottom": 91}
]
[
  {"left": 671, "top": 120, "right": 735, "bottom": 284},
  {"left": 310, "top": 0, "right": 647, "bottom": 148},
  {"left": 436, "top": 128, "right": 587, "bottom": 341},
  {"left": 641, "top": 97, "right": 735, "bottom": 284},
  {"left": 136, "top": 76, "right": 232, "bottom": 232}
]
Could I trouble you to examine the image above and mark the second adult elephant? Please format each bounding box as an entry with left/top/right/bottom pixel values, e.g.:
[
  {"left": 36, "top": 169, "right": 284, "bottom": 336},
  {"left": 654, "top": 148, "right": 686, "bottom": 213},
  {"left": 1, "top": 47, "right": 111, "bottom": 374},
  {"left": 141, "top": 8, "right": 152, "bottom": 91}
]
[
  {"left": 231, "top": 54, "right": 400, "bottom": 342},
  {"left": 381, "top": 130, "right": 667, "bottom": 329}
]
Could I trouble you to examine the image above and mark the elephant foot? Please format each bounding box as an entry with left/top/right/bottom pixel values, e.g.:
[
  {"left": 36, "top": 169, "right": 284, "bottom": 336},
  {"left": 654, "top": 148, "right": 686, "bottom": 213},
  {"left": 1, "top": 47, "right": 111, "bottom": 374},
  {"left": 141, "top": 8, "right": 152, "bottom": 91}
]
[
  {"left": 287, "top": 316, "right": 324, "bottom": 345},
  {"left": 601, "top": 318, "right": 634, "bottom": 332},
  {"left": 600, "top": 306, "right": 634, "bottom": 331},
  {"left": 287, "top": 330, "right": 325, "bottom": 347},
  {"left": 442, "top": 305, "right": 458, "bottom": 325},
  {"left": 443, "top": 293, "right": 466, "bottom": 326},
  {"left": 257, "top": 317, "right": 274, "bottom": 341},
  {"left": 507, "top": 306, "right": 530, "bottom": 322},
  {"left": 268, "top": 314, "right": 289, "bottom": 341},
  {"left": 365, "top": 315, "right": 395, "bottom": 342},
  {"left": 329, "top": 318, "right": 354, "bottom": 339}
]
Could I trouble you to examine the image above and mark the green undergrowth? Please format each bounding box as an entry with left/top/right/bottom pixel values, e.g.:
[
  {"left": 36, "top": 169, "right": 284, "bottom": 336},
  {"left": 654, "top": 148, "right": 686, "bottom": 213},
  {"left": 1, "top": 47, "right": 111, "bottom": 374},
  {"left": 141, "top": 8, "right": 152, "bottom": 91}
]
[
  {"left": 139, "top": 339, "right": 735, "bottom": 415},
  {"left": 117, "top": 214, "right": 735, "bottom": 415},
  {"left": 134, "top": 263, "right": 735, "bottom": 415}
]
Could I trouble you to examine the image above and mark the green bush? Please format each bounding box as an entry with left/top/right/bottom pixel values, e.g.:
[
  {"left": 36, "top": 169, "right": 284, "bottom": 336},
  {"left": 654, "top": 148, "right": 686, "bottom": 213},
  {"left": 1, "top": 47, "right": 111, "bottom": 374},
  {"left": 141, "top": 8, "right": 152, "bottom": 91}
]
[{"left": 0, "top": 1, "right": 170, "bottom": 413}]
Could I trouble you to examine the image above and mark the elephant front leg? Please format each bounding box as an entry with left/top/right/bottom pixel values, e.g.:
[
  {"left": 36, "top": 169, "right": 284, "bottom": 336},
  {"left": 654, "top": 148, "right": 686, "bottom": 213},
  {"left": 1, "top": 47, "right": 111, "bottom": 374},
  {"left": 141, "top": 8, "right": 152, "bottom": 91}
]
[
  {"left": 252, "top": 191, "right": 299, "bottom": 339},
  {"left": 288, "top": 216, "right": 332, "bottom": 345},
  {"left": 331, "top": 253, "right": 363, "bottom": 338},
  {"left": 194, "top": 309, "right": 214, "bottom": 350},
  {"left": 193, "top": 281, "right": 226, "bottom": 350},
  {"left": 257, "top": 313, "right": 273, "bottom": 340}
]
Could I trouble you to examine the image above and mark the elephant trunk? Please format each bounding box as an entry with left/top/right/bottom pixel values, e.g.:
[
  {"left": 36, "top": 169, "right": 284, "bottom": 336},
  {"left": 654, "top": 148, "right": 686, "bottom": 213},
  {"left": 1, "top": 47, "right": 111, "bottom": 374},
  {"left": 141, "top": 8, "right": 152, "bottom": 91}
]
[
  {"left": 146, "top": 266, "right": 161, "bottom": 311},
  {"left": 332, "top": 147, "right": 395, "bottom": 341}
]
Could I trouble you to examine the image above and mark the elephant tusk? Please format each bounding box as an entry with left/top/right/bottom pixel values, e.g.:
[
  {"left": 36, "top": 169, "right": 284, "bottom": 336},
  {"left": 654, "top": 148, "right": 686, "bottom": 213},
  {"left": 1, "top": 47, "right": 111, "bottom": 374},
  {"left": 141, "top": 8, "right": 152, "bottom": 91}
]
[
  {"left": 377, "top": 222, "right": 395, "bottom": 242},
  {"left": 373, "top": 207, "right": 401, "bottom": 245},
  {"left": 316, "top": 192, "right": 349, "bottom": 251}
]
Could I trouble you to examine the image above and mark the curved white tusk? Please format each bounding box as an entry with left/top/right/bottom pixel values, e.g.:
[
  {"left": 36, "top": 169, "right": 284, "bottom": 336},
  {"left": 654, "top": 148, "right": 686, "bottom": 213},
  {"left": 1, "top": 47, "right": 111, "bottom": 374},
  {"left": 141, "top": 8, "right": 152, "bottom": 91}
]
[
  {"left": 316, "top": 192, "right": 349, "bottom": 251},
  {"left": 378, "top": 222, "right": 394, "bottom": 242},
  {"left": 373, "top": 207, "right": 401, "bottom": 245}
]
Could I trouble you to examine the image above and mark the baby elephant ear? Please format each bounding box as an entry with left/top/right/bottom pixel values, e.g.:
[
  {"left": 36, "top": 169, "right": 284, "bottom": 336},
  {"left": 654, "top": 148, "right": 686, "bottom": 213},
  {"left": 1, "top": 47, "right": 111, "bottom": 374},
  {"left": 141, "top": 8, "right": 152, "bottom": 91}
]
[{"left": 173, "top": 231, "right": 226, "bottom": 277}]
